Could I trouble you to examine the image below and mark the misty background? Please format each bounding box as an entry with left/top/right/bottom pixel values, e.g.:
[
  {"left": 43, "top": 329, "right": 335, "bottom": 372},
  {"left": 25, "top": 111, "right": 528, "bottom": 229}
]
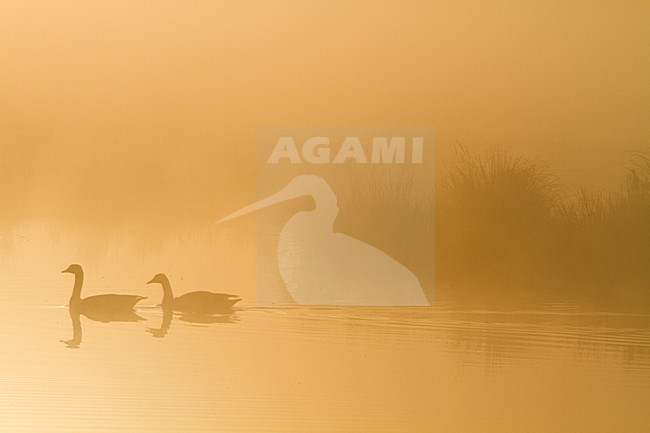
[{"left": 1, "top": 1, "right": 648, "bottom": 306}]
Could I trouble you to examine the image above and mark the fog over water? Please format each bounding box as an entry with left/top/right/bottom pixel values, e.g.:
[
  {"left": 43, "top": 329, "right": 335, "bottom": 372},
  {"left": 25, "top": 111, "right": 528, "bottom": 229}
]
[{"left": 1, "top": 2, "right": 649, "bottom": 432}]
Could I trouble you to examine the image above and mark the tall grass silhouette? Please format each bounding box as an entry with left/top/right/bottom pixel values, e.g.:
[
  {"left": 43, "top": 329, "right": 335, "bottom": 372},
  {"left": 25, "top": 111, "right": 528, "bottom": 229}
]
[
  {"left": 557, "top": 153, "right": 650, "bottom": 299},
  {"left": 436, "top": 147, "right": 650, "bottom": 307},
  {"left": 435, "top": 147, "right": 561, "bottom": 298}
]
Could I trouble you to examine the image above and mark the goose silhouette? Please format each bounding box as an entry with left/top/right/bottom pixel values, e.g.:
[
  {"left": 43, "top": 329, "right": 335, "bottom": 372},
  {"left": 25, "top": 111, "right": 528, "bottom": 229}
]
[
  {"left": 62, "top": 264, "right": 147, "bottom": 323},
  {"left": 147, "top": 273, "right": 241, "bottom": 315}
]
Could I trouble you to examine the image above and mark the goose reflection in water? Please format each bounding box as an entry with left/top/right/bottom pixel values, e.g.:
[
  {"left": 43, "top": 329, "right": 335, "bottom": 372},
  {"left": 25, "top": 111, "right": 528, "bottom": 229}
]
[
  {"left": 61, "top": 308, "right": 147, "bottom": 348},
  {"left": 60, "top": 264, "right": 147, "bottom": 348},
  {"left": 61, "top": 310, "right": 83, "bottom": 349},
  {"left": 147, "top": 308, "right": 239, "bottom": 338}
]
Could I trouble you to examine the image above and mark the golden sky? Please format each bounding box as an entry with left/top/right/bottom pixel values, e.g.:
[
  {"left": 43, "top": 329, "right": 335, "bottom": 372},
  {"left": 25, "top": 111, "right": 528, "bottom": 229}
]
[{"left": 0, "top": 1, "right": 648, "bottom": 224}]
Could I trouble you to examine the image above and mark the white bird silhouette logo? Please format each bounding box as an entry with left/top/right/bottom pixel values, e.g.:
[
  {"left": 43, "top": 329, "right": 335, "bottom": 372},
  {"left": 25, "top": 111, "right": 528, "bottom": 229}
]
[{"left": 217, "top": 175, "right": 430, "bottom": 306}]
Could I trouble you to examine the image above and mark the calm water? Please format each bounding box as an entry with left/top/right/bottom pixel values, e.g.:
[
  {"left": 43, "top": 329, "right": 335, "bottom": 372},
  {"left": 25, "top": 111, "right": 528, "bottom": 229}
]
[{"left": 2, "top": 303, "right": 649, "bottom": 433}]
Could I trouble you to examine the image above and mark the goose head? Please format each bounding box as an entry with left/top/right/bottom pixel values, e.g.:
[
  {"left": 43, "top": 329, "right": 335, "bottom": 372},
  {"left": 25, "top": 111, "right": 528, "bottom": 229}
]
[
  {"left": 62, "top": 264, "right": 83, "bottom": 275},
  {"left": 63, "top": 264, "right": 84, "bottom": 302},
  {"left": 147, "top": 273, "right": 170, "bottom": 286}
]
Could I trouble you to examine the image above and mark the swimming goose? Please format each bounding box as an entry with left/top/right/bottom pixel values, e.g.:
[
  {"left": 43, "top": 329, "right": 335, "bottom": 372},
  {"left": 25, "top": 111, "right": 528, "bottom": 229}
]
[
  {"left": 62, "top": 264, "right": 147, "bottom": 320},
  {"left": 147, "top": 273, "right": 241, "bottom": 314}
]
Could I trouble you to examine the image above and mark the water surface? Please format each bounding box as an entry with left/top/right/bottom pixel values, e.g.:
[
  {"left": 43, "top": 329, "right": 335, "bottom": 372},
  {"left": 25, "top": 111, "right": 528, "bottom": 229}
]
[{"left": 2, "top": 303, "right": 649, "bottom": 433}]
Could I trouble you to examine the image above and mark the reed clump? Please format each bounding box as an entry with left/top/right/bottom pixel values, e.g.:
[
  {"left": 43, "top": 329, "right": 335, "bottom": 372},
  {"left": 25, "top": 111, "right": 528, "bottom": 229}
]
[
  {"left": 436, "top": 148, "right": 650, "bottom": 306},
  {"left": 435, "top": 148, "right": 561, "bottom": 296}
]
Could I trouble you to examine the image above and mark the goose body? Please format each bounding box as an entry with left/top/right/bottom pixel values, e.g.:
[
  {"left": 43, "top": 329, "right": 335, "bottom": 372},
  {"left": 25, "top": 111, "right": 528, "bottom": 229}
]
[
  {"left": 62, "top": 264, "right": 147, "bottom": 322},
  {"left": 76, "top": 294, "right": 146, "bottom": 313},
  {"left": 147, "top": 273, "right": 241, "bottom": 314}
]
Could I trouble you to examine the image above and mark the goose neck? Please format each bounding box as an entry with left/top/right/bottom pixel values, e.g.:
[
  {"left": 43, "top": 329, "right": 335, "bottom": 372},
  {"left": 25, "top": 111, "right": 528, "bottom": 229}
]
[
  {"left": 161, "top": 279, "right": 174, "bottom": 305},
  {"left": 70, "top": 272, "right": 84, "bottom": 303}
]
